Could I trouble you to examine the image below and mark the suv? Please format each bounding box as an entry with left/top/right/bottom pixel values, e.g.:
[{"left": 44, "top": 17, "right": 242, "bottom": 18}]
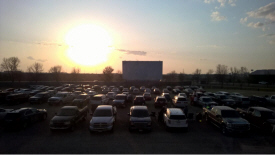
[
  {"left": 133, "top": 95, "right": 146, "bottom": 105},
  {"left": 112, "top": 94, "right": 127, "bottom": 108},
  {"left": 163, "top": 108, "right": 188, "bottom": 131},
  {"left": 89, "top": 105, "right": 117, "bottom": 133},
  {"left": 154, "top": 96, "right": 167, "bottom": 108},
  {"left": 128, "top": 106, "right": 153, "bottom": 132}
]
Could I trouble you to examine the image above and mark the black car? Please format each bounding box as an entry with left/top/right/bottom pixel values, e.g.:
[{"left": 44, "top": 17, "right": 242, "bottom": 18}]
[
  {"left": 29, "top": 92, "right": 51, "bottom": 104},
  {"left": 4, "top": 107, "right": 47, "bottom": 130},
  {"left": 6, "top": 93, "right": 29, "bottom": 105},
  {"left": 249, "top": 95, "right": 268, "bottom": 106},
  {"left": 133, "top": 95, "right": 146, "bottom": 105}
]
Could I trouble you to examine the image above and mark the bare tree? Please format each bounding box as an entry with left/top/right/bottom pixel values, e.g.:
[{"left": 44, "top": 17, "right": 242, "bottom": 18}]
[
  {"left": 71, "top": 67, "right": 81, "bottom": 82},
  {"left": 27, "top": 62, "right": 44, "bottom": 83},
  {"left": 166, "top": 70, "right": 177, "bottom": 82},
  {"left": 178, "top": 69, "right": 185, "bottom": 82},
  {"left": 49, "top": 65, "right": 62, "bottom": 82},
  {"left": 229, "top": 67, "right": 239, "bottom": 86},
  {"left": 193, "top": 68, "right": 201, "bottom": 84},
  {"left": 205, "top": 69, "right": 214, "bottom": 85},
  {"left": 103, "top": 66, "right": 114, "bottom": 82},
  {"left": 215, "top": 64, "right": 228, "bottom": 88},
  {"left": 0, "top": 57, "right": 21, "bottom": 83}
]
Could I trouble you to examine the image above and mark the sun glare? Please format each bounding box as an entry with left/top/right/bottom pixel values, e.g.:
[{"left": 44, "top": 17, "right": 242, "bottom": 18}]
[{"left": 65, "top": 24, "right": 112, "bottom": 66}]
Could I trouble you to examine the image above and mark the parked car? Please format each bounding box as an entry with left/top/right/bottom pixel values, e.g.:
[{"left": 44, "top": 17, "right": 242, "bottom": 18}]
[
  {"left": 178, "top": 93, "right": 187, "bottom": 98},
  {"left": 236, "top": 107, "right": 275, "bottom": 134},
  {"left": 106, "top": 92, "right": 116, "bottom": 100},
  {"left": 0, "top": 91, "right": 11, "bottom": 104},
  {"left": 102, "top": 87, "right": 109, "bottom": 94},
  {"left": 166, "top": 86, "right": 172, "bottom": 91},
  {"left": 143, "top": 92, "right": 152, "bottom": 101},
  {"left": 133, "top": 95, "right": 146, "bottom": 105},
  {"left": 213, "top": 95, "right": 235, "bottom": 107},
  {"left": 144, "top": 88, "right": 151, "bottom": 93},
  {"left": 72, "top": 94, "right": 90, "bottom": 106},
  {"left": 89, "top": 94, "right": 109, "bottom": 113},
  {"left": 128, "top": 106, "right": 154, "bottom": 132},
  {"left": 172, "top": 89, "right": 181, "bottom": 94},
  {"left": 203, "top": 106, "right": 250, "bottom": 135},
  {"left": 184, "top": 88, "right": 193, "bottom": 95},
  {"left": 50, "top": 105, "right": 88, "bottom": 131},
  {"left": 197, "top": 96, "right": 218, "bottom": 108},
  {"left": 249, "top": 95, "right": 268, "bottom": 106},
  {"left": 29, "top": 92, "right": 51, "bottom": 104},
  {"left": 172, "top": 96, "right": 188, "bottom": 109},
  {"left": 29, "top": 90, "right": 44, "bottom": 96},
  {"left": 154, "top": 96, "right": 167, "bottom": 108},
  {"left": 4, "top": 108, "right": 47, "bottom": 130},
  {"left": 6, "top": 93, "right": 29, "bottom": 105},
  {"left": 132, "top": 88, "right": 140, "bottom": 95},
  {"left": 112, "top": 94, "right": 127, "bottom": 108},
  {"left": 233, "top": 96, "right": 250, "bottom": 107},
  {"left": 0, "top": 108, "right": 13, "bottom": 124},
  {"left": 162, "top": 93, "right": 172, "bottom": 102},
  {"left": 122, "top": 88, "right": 129, "bottom": 92},
  {"left": 230, "top": 92, "right": 243, "bottom": 98},
  {"left": 129, "top": 86, "right": 135, "bottom": 92},
  {"left": 153, "top": 88, "right": 161, "bottom": 95},
  {"left": 122, "top": 92, "right": 133, "bottom": 102},
  {"left": 89, "top": 105, "right": 117, "bottom": 133},
  {"left": 162, "top": 89, "right": 170, "bottom": 93},
  {"left": 163, "top": 108, "right": 188, "bottom": 131},
  {"left": 204, "top": 92, "right": 215, "bottom": 99},
  {"left": 48, "top": 92, "right": 74, "bottom": 105},
  {"left": 140, "top": 86, "right": 146, "bottom": 92},
  {"left": 86, "top": 91, "right": 97, "bottom": 98},
  {"left": 111, "top": 88, "right": 120, "bottom": 94}
]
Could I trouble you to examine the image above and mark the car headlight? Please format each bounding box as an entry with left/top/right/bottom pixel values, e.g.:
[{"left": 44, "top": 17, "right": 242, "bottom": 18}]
[{"left": 64, "top": 121, "right": 71, "bottom": 125}]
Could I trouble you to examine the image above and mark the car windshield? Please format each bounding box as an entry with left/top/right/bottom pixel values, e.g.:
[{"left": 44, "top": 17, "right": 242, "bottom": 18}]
[
  {"left": 57, "top": 109, "right": 76, "bottom": 116},
  {"left": 221, "top": 110, "right": 240, "bottom": 118},
  {"left": 261, "top": 111, "right": 275, "bottom": 119},
  {"left": 115, "top": 96, "right": 126, "bottom": 100},
  {"left": 170, "top": 115, "right": 186, "bottom": 120},
  {"left": 202, "top": 98, "right": 212, "bottom": 102},
  {"left": 93, "top": 109, "right": 112, "bottom": 117},
  {"left": 177, "top": 98, "right": 187, "bottom": 101},
  {"left": 132, "top": 110, "right": 149, "bottom": 117}
]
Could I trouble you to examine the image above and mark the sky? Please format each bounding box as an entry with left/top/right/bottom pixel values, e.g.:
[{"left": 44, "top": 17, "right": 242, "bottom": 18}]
[{"left": 0, "top": 0, "right": 275, "bottom": 74}]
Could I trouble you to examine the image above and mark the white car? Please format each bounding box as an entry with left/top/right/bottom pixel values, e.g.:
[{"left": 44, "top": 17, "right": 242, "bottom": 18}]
[
  {"left": 163, "top": 108, "right": 188, "bottom": 131},
  {"left": 89, "top": 105, "right": 116, "bottom": 133}
]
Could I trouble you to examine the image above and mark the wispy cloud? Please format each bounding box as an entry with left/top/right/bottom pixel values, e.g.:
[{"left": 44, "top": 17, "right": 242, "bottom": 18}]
[
  {"left": 240, "top": 17, "right": 248, "bottom": 24},
  {"left": 27, "top": 56, "right": 47, "bottom": 62},
  {"left": 204, "top": 0, "right": 237, "bottom": 7},
  {"left": 247, "top": 2, "right": 275, "bottom": 21},
  {"left": 116, "top": 49, "right": 147, "bottom": 56},
  {"left": 35, "top": 42, "right": 63, "bottom": 46},
  {"left": 211, "top": 11, "right": 227, "bottom": 21}
]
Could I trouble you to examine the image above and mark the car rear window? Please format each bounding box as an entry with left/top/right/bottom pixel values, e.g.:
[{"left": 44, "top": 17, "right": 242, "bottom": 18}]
[
  {"left": 177, "top": 98, "right": 186, "bottom": 101},
  {"left": 170, "top": 115, "right": 186, "bottom": 120}
]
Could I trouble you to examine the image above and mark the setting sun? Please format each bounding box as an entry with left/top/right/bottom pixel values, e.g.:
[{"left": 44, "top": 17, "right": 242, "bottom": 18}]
[{"left": 65, "top": 24, "right": 112, "bottom": 66}]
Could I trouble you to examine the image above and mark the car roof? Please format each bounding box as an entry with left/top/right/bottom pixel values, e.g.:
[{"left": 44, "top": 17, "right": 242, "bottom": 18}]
[
  {"left": 214, "top": 106, "right": 234, "bottom": 110},
  {"left": 144, "top": 92, "right": 151, "bottom": 94},
  {"left": 177, "top": 96, "right": 186, "bottom": 98},
  {"left": 167, "top": 108, "right": 184, "bottom": 115},
  {"left": 116, "top": 94, "right": 126, "bottom": 96},
  {"left": 61, "top": 106, "right": 78, "bottom": 110},
  {"left": 131, "top": 106, "right": 148, "bottom": 110},
  {"left": 135, "top": 95, "right": 144, "bottom": 98},
  {"left": 157, "top": 96, "right": 165, "bottom": 98},
  {"left": 94, "top": 94, "right": 105, "bottom": 97},
  {"left": 200, "top": 96, "right": 211, "bottom": 99},
  {"left": 96, "top": 105, "right": 112, "bottom": 110},
  {"left": 250, "top": 107, "right": 273, "bottom": 112},
  {"left": 10, "top": 107, "right": 34, "bottom": 113}
]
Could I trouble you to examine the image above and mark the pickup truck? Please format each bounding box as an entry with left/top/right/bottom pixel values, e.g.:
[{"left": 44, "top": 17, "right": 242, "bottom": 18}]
[
  {"left": 236, "top": 107, "right": 275, "bottom": 134},
  {"left": 89, "top": 105, "right": 117, "bottom": 133},
  {"left": 50, "top": 105, "right": 88, "bottom": 131},
  {"left": 203, "top": 106, "right": 250, "bottom": 135}
]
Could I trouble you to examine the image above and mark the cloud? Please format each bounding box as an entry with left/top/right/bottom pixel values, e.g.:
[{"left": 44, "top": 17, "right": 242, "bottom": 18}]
[
  {"left": 247, "top": 2, "right": 275, "bottom": 21},
  {"left": 211, "top": 11, "right": 227, "bottom": 21},
  {"left": 204, "top": 0, "right": 237, "bottom": 7},
  {"left": 269, "top": 40, "right": 275, "bottom": 45},
  {"left": 228, "top": 0, "right": 236, "bottom": 7},
  {"left": 27, "top": 56, "right": 47, "bottom": 62},
  {"left": 204, "top": 0, "right": 215, "bottom": 4},
  {"left": 35, "top": 42, "right": 64, "bottom": 47},
  {"left": 247, "top": 22, "right": 264, "bottom": 28},
  {"left": 217, "top": 0, "right": 226, "bottom": 7},
  {"left": 27, "top": 56, "right": 35, "bottom": 60},
  {"left": 117, "top": 49, "right": 147, "bottom": 56},
  {"left": 240, "top": 17, "right": 248, "bottom": 24},
  {"left": 262, "top": 34, "right": 275, "bottom": 37}
]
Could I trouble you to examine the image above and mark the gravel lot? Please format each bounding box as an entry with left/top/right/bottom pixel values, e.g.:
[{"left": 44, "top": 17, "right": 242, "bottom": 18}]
[{"left": 0, "top": 90, "right": 275, "bottom": 154}]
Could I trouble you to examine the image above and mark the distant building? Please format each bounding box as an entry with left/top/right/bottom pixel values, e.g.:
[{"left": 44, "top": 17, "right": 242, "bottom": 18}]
[
  {"left": 250, "top": 69, "right": 275, "bottom": 84},
  {"left": 122, "top": 61, "right": 163, "bottom": 81},
  {"left": 250, "top": 69, "right": 275, "bottom": 75}
]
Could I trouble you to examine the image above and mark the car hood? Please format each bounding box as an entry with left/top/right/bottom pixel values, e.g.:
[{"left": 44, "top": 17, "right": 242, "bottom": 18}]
[
  {"left": 51, "top": 116, "right": 74, "bottom": 122},
  {"left": 90, "top": 117, "right": 113, "bottom": 124},
  {"left": 223, "top": 117, "right": 249, "bottom": 124},
  {"left": 266, "top": 119, "right": 275, "bottom": 124},
  {"left": 49, "top": 97, "right": 62, "bottom": 100},
  {"left": 130, "top": 117, "right": 151, "bottom": 122}
]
